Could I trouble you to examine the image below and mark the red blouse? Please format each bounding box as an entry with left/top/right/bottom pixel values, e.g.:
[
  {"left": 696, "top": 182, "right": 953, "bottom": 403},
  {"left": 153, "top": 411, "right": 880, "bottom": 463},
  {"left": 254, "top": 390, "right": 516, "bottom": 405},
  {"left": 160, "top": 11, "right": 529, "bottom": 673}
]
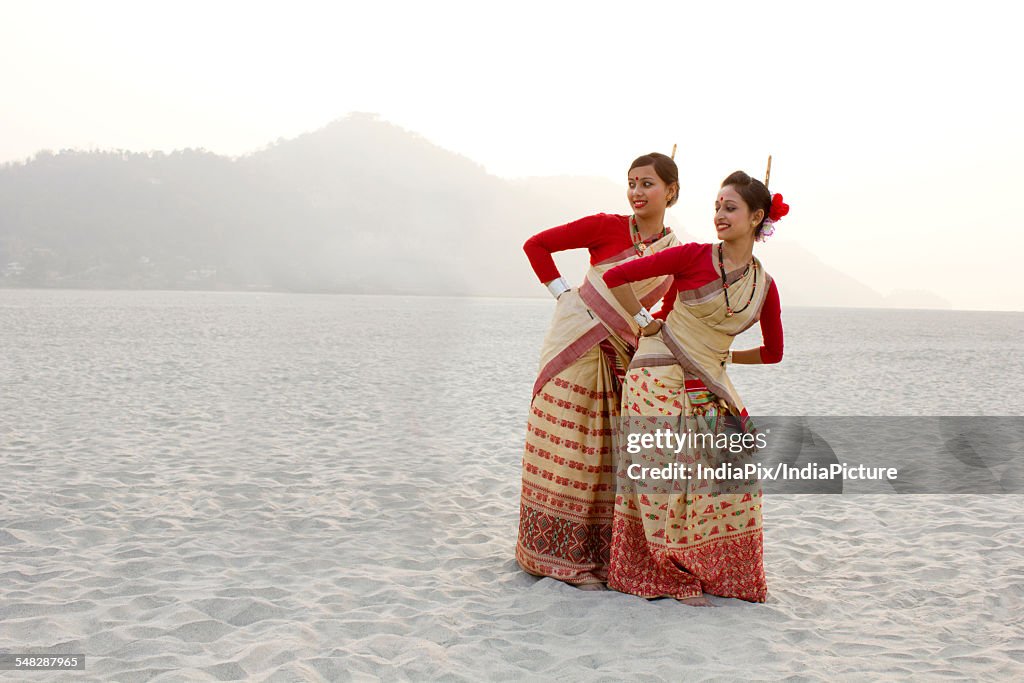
[
  {"left": 524, "top": 213, "right": 650, "bottom": 283},
  {"left": 524, "top": 212, "right": 677, "bottom": 313},
  {"left": 603, "top": 242, "right": 783, "bottom": 364}
]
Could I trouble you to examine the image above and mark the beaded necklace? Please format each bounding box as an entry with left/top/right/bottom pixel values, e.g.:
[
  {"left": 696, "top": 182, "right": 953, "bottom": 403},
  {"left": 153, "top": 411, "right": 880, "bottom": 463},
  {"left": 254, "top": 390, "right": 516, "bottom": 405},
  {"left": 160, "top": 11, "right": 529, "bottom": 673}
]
[
  {"left": 718, "top": 242, "right": 757, "bottom": 317},
  {"left": 630, "top": 215, "right": 667, "bottom": 255}
]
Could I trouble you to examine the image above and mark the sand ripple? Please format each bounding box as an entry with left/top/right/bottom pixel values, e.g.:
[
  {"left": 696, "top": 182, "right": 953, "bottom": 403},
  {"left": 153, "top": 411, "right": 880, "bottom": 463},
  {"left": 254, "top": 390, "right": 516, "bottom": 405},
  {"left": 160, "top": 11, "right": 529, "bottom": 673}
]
[{"left": 1, "top": 292, "right": 1022, "bottom": 680}]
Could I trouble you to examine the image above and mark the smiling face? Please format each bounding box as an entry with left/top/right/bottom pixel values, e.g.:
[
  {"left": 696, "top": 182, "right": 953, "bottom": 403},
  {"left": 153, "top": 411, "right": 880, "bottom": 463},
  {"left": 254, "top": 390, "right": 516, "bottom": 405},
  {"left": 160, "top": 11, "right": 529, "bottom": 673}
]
[
  {"left": 627, "top": 165, "right": 675, "bottom": 219},
  {"left": 714, "top": 185, "right": 764, "bottom": 242}
]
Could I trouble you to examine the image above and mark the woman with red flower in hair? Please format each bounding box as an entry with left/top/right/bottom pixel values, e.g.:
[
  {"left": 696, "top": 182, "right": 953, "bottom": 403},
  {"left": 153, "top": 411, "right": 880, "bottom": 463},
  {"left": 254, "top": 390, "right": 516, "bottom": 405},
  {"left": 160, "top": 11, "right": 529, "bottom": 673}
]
[{"left": 602, "top": 168, "right": 789, "bottom": 605}]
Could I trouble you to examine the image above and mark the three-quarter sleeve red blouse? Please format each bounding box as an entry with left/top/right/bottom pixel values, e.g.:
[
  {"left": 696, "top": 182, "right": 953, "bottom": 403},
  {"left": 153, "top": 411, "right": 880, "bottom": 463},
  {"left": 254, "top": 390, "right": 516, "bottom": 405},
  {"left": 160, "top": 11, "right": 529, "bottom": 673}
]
[
  {"left": 603, "top": 242, "right": 783, "bottom": 364},
  {"left": 523, "top": 213, "right": 676, "bottom": 315}
]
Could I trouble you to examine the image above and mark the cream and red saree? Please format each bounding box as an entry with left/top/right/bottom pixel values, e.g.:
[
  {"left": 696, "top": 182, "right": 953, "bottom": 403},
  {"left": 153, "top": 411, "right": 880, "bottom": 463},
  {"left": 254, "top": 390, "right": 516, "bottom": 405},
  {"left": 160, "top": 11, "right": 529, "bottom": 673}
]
[
  {"left": 517, "top": 233, "right": 678, "bottom": 586},
  {"left": 608, "top": 253, "right": 773, "bottom": 601}
]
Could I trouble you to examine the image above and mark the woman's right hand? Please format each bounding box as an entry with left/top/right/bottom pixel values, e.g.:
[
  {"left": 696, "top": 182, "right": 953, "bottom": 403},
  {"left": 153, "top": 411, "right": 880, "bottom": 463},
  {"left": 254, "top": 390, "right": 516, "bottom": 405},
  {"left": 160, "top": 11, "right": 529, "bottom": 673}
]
[{"left": 641, "top": 320, "right": 663, "bottom": 337}]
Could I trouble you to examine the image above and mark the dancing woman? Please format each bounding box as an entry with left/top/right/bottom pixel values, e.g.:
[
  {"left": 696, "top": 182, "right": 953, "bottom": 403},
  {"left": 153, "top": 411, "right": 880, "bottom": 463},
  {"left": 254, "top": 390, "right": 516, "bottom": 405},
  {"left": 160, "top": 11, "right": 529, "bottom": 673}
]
[
  {"left": 516, "top": 153, "right": 682, "bottom": 588},
  {"left": 602, "top": 166, "right": 789, "bottom": 603}
]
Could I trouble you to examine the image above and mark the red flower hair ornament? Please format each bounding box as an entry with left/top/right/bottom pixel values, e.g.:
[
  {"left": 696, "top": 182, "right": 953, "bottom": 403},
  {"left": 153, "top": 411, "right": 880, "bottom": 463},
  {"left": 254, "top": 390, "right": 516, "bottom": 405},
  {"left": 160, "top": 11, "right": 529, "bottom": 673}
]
[{"left": 759, "top": 193, "right": 790, "bottom": 241}]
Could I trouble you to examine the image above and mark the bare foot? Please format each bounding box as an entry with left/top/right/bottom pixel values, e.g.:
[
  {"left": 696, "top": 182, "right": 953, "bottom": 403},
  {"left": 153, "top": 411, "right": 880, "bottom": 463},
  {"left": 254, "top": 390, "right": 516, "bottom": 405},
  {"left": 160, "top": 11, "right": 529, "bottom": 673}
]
[
  {"left": 576, "top": 583, "right": 608, "bottom": 591},
  {"left": 678, "top": 595, "right": 714, "bottom": 607}
]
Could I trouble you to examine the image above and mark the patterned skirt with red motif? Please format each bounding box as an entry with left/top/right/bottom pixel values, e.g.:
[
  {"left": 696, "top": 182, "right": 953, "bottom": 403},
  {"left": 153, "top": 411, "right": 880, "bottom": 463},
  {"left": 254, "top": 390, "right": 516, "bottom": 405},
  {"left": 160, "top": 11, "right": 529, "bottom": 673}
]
[
  {"left": 607, "top": 363, "right": 768, "bottom": 602},
  {"left": 516, "top": 339, "right": 629, "bottom": 586}
]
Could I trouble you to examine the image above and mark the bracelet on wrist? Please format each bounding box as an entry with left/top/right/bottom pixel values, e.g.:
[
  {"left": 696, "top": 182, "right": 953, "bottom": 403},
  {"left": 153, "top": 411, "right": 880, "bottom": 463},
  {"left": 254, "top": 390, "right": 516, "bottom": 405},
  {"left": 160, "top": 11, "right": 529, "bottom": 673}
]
[
  {"left": 546, "top": 277, "right": 571, "bottom": 299},
  {"left": 633, "top": 307, "right": 654, "bottom": 328}
]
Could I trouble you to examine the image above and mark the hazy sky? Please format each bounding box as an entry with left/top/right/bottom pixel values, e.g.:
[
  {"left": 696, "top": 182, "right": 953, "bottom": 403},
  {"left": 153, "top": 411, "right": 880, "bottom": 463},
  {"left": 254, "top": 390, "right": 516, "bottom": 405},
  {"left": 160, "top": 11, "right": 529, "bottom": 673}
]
[{"left": 3, "top": 1, "right": 1023, "bottom": 310}]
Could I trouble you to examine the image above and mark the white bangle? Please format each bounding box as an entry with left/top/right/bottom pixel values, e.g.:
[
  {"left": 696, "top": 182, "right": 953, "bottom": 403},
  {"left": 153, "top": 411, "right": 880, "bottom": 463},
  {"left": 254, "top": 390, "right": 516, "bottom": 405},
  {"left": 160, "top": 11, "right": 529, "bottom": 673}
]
[
  {"left": 546, "top": 277, "right": 571, "bottom": 299},
  {"left": 633, "top": 307, "right": 654, "bottom": 328},
  {"left": 723, "top": 350, "right": 734, "bottom": 365}
]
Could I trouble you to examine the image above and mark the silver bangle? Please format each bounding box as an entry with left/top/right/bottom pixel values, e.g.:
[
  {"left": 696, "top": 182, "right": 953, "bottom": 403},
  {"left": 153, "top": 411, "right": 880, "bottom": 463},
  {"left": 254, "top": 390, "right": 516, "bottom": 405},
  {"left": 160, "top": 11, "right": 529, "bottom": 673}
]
[
  {"left": 546, "top": 277, "right": 571, "bottom": 299},
  {"left": 633, "top": 307, "right": 654, "bottom": 328}
]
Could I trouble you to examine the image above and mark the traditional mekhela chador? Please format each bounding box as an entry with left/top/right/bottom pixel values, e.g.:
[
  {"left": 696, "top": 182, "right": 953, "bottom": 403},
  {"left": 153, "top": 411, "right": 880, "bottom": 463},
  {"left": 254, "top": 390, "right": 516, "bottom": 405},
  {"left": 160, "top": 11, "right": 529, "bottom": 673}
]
[
  {"left": 602, "top": 162, "right": 788, "bottom": 603},
  {"left": 517, "top": 152, "right": 681, "bottom": 587}
]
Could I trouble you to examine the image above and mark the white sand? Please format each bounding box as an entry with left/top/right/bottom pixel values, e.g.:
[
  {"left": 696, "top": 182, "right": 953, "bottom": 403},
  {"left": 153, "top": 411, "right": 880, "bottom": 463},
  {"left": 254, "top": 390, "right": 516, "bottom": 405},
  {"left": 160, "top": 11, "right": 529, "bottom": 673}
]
[
  {"left": 2, "top": 441, "right": 1022, "bottom": 681},
  {"left": 1, "top": 294, "right": 1022, "bottom": 680}
]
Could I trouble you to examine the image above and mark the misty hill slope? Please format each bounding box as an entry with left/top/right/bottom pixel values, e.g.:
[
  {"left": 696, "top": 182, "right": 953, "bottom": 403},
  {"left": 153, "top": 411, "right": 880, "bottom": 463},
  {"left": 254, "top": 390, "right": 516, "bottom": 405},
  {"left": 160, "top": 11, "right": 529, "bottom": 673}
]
[
  {"left": 0, "top": 115, "right": 610, "bottom": 295},
  {"left": 0, "top": 114, "right": 946, "bottom": 307}
]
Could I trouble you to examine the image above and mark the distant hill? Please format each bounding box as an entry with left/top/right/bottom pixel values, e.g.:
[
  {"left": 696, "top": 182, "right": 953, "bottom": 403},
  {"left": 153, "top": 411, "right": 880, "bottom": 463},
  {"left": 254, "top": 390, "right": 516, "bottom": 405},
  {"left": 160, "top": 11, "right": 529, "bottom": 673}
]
[
  {"left": 0, "top": 113, "right": 950, "bottom": 308},
  {"left": 754, "top": 240, "right": 951, "bottom": 309},
  {"left": 0, "top": 114, "right": 612, "bottom": 296}
]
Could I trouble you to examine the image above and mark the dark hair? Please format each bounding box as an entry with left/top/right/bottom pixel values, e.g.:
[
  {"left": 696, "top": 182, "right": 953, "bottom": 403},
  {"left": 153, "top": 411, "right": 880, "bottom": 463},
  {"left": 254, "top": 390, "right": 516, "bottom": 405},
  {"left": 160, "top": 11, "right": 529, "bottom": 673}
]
[
  {"left": 720, "top": 170, "right": 772, "bottom": 238},
  {"left": 629, "top": 152, "right": 680, "bottom": 207}
]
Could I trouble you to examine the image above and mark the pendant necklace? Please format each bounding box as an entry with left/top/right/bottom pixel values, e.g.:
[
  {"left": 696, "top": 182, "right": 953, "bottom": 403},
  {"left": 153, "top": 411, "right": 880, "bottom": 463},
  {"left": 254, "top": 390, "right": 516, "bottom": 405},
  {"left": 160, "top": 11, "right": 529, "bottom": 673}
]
[
  {"left": 718, "top": 242, "right": 757, "bottom": 317},
  {"left": 631, "top": 215, "right": 667, "bottom": 255}
]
